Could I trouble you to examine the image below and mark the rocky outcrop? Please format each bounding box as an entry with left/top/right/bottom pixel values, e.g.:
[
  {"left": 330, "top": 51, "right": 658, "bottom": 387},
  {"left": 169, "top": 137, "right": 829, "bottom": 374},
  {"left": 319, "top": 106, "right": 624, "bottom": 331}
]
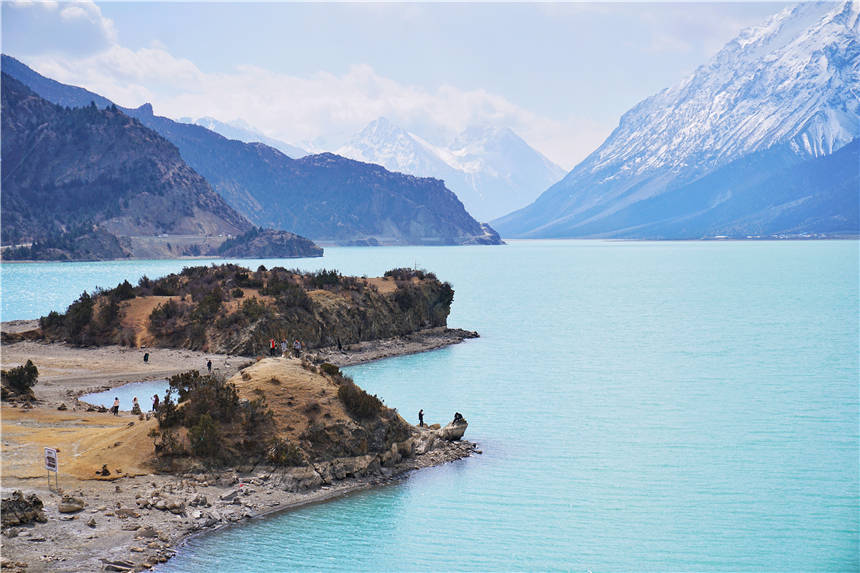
[
  {"left": 414, "top": 414, "right": 469, "bottom": 455},
  {"left": 439, "top": 415, "right": 468, "bottom": 441},
  {"left": 1, "top": 491, "right": 47, "bottom": 527}
]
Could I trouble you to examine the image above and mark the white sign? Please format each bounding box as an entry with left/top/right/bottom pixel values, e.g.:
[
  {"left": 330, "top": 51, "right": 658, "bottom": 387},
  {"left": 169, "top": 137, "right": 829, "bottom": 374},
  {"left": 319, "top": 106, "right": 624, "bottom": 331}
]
[{"left": 44, "top": 447, "right": 58, "bottom": 473}]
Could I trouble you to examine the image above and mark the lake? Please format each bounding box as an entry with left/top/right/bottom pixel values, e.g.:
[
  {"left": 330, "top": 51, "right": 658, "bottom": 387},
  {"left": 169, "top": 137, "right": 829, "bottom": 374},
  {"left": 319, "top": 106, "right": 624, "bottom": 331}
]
[{"left": 2, "top": 240, "right": 858, "bottom": 571}]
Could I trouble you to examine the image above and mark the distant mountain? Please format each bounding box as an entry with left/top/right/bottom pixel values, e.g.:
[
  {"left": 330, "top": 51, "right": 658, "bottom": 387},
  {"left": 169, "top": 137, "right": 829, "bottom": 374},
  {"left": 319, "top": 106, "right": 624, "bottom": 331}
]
[
  {"left": 1, "top": 54, "right": 112, "bottom": 109},
  {"left": 2, "top": 55, "right": 501, "bottom": 246},
  {"left": 215, "top": 228, "right": 323, "bottom": 258},
  {"left": 189, "top": 116, "right": 307, "bottom": 158},
  {"left": 338, "top": 118, "right": 565, "bottom": 221},
  {"left": 0, "top": 74, "right": 322, "bottom": 261},
  {"left": 494, "top": 1, "right": 859, "bottom": 239}
]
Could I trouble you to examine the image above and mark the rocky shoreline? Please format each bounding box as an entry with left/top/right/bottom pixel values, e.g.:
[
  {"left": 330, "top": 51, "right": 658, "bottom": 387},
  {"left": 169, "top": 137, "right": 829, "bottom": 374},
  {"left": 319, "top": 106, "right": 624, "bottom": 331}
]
[
  {"left": 1, "top": 438, "right": 478, "bottom": 573},
  {"left": 0, "top": 327, "right": 480, "bottom": 572}
]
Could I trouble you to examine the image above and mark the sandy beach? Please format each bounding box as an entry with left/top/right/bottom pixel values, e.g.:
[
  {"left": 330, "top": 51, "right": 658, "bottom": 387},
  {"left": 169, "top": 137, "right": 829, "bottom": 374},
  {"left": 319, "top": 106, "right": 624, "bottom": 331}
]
[{"left": 0, "top": 329, "right": 479, "bottom": 572}]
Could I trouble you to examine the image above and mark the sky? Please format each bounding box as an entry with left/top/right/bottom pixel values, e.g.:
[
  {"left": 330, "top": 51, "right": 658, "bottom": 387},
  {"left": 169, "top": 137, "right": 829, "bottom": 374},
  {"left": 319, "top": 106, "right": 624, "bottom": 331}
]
[{"left": 1, "top": 1, "right": 791, "bottom": 169}]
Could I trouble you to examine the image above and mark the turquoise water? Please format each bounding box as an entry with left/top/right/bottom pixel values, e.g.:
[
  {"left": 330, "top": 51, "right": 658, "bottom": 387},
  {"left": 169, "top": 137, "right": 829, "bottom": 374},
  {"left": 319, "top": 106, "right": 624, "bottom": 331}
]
[{"left": 2, "top": 241, "right": 858, "bottom": 571}]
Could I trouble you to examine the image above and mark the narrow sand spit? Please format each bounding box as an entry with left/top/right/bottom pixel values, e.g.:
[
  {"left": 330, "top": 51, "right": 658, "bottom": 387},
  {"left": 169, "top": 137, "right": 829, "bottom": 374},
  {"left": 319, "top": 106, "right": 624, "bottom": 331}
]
[{"left": 1, "top": 329, "right": 479, "bottom": 572}]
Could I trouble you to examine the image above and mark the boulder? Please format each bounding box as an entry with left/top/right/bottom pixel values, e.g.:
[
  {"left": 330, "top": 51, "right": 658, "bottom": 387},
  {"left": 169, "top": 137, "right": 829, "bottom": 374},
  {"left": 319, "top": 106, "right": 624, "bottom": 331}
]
[
  {"left": 57, "top": 495, "right": 85, "bottom": 514},
  {"left": 438, "top": 414, "right": 468, "bottom": 441},
  {"left": 1, "top": 490, "right": 47, "bottom": 527},
  {"left": 279, "top": 467, "right": 323, "bottom": 492}
]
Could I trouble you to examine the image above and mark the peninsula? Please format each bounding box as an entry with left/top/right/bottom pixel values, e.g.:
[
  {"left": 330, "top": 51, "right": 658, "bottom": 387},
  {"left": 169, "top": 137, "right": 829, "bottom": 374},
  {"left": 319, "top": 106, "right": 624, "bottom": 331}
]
[{"left": 0, "top": 266, "right": 478, "bottom": 572}]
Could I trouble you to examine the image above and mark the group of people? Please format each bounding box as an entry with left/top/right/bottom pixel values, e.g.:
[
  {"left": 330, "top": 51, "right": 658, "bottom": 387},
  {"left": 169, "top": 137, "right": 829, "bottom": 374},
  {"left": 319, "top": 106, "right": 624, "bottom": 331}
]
[
  {"left": 109, "top": 394, "right": 161, "bottom": 416},
  {"left": 269, "top": 337, "right": 305, "bottom": 357}
]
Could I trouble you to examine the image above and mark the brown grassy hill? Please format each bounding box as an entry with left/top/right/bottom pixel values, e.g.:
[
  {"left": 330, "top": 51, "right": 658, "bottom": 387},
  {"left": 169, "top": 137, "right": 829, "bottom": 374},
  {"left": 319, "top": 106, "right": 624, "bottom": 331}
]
[
  {"left": 0, "top": 358, "right": 413, "bottom": 480},
  {"left": 36, "top": 264, "right": 454, "bottom": 356}
]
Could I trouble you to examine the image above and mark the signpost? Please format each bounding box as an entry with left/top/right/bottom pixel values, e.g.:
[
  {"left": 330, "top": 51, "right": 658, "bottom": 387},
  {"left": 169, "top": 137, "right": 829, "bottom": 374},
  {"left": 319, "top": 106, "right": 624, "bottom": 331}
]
[{"left": 44, "top": 447, "right": 58, "bottom": 491}]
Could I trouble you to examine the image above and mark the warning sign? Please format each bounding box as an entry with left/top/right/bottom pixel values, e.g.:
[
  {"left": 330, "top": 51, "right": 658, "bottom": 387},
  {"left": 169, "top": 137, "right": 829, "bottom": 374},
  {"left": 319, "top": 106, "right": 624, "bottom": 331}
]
[{"left": 44, "top": 448, "right": 58, "bottom": 473}]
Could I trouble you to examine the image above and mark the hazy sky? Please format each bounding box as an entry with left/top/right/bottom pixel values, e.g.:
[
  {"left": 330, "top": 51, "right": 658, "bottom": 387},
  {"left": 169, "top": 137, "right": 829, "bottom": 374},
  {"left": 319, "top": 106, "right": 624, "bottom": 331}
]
[{"left": 2, "top": 1, "right": 791, "bottom": 168}]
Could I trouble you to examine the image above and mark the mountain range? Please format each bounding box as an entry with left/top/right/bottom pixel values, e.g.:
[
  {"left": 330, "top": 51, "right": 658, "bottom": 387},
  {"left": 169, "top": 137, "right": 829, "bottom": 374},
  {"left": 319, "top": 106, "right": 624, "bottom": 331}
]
[
  {"left": 338, "top": 118, "right": 565, "bottom": 221},
  {"left": 1, "top": 74, "right": 324, "bottom": 261},
  {"left": 1, "top": 55, "right": 501, "bottom": 247},
  {"left": 494, "top": 0, "right": 859, "bottom": 239},
  {"left": 186, "top": 116, "right": 308, "bottom": 159}
]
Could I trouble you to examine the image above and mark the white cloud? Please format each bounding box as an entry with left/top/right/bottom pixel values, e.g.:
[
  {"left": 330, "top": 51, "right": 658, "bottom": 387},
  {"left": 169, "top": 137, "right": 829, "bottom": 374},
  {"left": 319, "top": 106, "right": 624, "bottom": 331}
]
[
  {"left": 3, "top": 0, "right": 116, "bottom": 55},
  {"left": 24, "top": 43, "right": 591, "bottom": 168}
]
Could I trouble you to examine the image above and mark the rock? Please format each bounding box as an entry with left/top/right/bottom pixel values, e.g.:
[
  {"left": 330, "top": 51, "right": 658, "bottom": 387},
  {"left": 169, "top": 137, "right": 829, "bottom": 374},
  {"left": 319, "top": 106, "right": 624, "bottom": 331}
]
[
  {"left": 95, "top": 464, "right": 110, "bottom": 477},
  {"left": 1, "top": 491, "right": 47, "bottom": 527},
  {"left": 137, "top": 526, "right": 158, "bottom": 539},
  {"left": 57, "top": 403, "right": 67, "bottom": 410},
  {"left": 219, "top": 490, "right": 239, "bottom": 502},
  {"left": 87, "top": 517, "right": 97, "bottom": 528},
  {"left": 438, "top": 415, "right": 468, "bottom": 441},
  {"left": 279, "top": 467, "right": 323, "bottom": 492},
  {"left": 115, "top": 508, "right": 139, "bottom": 519},
  {"left": 121, "top": 524, "right": 140, "bottom": 531},
  {"left": 57, "top": 495, "right": 85, "bottom": 514},
  {"left": 130, "top": 547, "right": 144, "bottom": 553},
  {"left": 189, "top": 493, "right": 208, "bottom": 507}
]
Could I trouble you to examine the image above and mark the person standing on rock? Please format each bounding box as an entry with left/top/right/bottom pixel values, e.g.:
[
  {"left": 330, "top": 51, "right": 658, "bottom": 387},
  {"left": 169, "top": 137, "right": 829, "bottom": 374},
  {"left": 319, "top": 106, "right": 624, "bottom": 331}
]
[
  {"left": 418, "top": 409, "right": 424, "bottom": 427},
  {"left": 131, "top": 397, "right": 141, "bottom": 415},
  {"left": 293, "top": 339, "right": 302, "bottom": 357},
  {"left": 111, "top": 397, "right": 120, "bottom": 416},
  {"left": 152, "top": 394, "right": 159, "bottom": 413},
  {"left": 207, "top": 359, "right": 212, "bottom": 373},
  {"left": 270, "top": 338, "right": 277, "bottom": 357},
  {"left": 281, "top": 339, "right": 288, "bottom": 355}
]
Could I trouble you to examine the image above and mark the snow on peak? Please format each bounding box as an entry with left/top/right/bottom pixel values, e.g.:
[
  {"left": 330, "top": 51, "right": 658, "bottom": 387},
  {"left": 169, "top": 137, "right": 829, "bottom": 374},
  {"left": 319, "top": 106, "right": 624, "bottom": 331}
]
[
  {"left": 337, "top": 118, "right": 565, "bottom": 220},
  {"left": 583, "top": 0, "right": 859, "bottom": 179}
]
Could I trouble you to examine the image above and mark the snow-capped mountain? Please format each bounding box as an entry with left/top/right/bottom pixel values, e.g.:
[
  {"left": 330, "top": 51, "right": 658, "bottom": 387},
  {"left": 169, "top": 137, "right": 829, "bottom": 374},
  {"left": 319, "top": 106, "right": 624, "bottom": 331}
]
[
  {"left": 494, "top": 0, "right": 859, "bottom": 238},
  {"left": 189, "top": 116, "right": 307, "bottom": 159},
  {"left": 337, "top": 118, "right": 565, "bottom": 221}
]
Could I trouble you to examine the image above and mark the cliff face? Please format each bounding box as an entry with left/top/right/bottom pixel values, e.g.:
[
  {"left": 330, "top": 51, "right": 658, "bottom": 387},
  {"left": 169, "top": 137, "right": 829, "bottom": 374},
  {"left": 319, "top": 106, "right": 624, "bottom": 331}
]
[
  {"left": 0, "top": 74, "right": 251, "bottom": 251},
  {"left": 39, "top": 265, "right": 455, "bottom": 355}
]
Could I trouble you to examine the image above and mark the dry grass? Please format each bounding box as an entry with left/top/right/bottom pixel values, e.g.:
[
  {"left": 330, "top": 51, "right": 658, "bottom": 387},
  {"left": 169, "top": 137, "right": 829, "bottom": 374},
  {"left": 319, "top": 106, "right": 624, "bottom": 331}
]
[
  {"left": 228, "top": 358, "right": 355, "bottom": 443},
  {"left": 1, "top": 406, "right": 158, "bottom": 480}
]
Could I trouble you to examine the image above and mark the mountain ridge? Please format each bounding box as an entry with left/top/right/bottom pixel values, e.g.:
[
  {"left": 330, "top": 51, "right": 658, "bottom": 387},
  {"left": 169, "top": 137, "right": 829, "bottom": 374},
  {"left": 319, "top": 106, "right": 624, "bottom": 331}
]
[
  {"left": 0, "top": 73, "right": 324, "bottom": 261},
  {"left": 337, "top": 117, "right": 565, "bottom": 221},
  {"left": 0, "top": 55, "right": 501, "bottom": 246},
  {"left": 494, "top": 0, "right": 859, "bottom": 239}
]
